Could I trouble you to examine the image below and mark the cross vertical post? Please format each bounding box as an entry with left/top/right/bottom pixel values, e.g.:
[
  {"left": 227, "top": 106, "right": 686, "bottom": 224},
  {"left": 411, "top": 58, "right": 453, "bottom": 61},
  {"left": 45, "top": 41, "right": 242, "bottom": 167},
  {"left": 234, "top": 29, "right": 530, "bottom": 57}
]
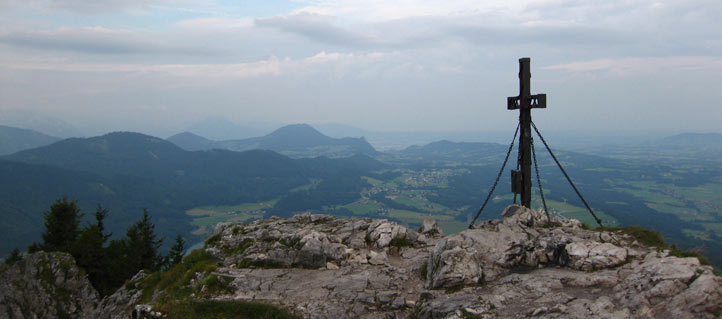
[{"left": 507, "top": 57, "right": 546, "bottom": 208}]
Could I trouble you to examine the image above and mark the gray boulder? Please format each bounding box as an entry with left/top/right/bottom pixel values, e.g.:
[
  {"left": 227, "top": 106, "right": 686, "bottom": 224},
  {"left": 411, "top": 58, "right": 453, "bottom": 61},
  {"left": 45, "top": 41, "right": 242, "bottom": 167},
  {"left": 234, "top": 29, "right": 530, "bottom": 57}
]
[{"left": 0, "top": 252, "right": 99, "bottom": 319}]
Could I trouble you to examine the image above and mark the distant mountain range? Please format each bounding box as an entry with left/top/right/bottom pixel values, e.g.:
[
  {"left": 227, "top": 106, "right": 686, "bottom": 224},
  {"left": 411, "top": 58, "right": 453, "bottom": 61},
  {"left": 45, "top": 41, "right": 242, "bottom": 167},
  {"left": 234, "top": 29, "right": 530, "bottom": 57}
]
[
  {"left": 165, "top": 132, "right": 219, "bottom": 151},
  {"left": 657, "top": 132, "right": 722, "bottom": 146},
  {"left": 179, "top": 117, "right": 270, "bottom": 140},
  {"left": 392, "top": 140, "right": 509, "bottom": 163},
  {"left": 0, "top": 125, "right": 61, "bottom": 156},
  {"left": 0, "top": 109, "right": 84, "bottom": 138},
  {"left": 0, "top": 131, "right": 386, "bottom": 257},
  {"left": 168, "top": 124, "right": 378, "bottom": 158}
]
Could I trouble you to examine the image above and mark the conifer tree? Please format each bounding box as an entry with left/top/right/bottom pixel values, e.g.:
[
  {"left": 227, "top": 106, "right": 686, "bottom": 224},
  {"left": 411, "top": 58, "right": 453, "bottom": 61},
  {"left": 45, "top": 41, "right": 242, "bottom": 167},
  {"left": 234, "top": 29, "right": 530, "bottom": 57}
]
[
  {"left": 165, "top": 234, "right": 186, "bottom": 269},
  {"left": 72, "top": 205, "right": 112, "bottom": 295},
  {"left": 125, "top": 209, "right": 163, "bottom": 272},
  {"left": 40, "top": 197, "right": 83, "bottom": 252},
  {"left": 4, "top": 248, "right": 21, "bottom": 265}
]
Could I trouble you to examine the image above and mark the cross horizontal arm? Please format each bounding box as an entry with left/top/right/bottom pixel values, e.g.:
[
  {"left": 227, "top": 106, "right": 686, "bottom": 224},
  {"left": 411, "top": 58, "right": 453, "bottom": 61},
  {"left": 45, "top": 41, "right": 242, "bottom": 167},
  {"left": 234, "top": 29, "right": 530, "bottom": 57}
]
[{"left": 507, "top": 94, "right": 547, "bottom": 110}]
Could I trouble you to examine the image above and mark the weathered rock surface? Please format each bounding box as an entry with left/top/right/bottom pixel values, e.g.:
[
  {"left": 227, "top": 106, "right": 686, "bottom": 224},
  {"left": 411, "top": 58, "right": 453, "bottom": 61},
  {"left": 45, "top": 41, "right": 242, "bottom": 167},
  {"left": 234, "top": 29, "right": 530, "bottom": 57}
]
[
  {"left": 0, "top": 251, "right": 99, "bottom": 319},
  {"left": 205, "top": 214, "right": 426, "bottom": 270},
  {"left": 92, "top": 271, "right": 146, "bottom": 319},
  {"left": 4, "top": 206, "right": 722, "bottom": 319}
]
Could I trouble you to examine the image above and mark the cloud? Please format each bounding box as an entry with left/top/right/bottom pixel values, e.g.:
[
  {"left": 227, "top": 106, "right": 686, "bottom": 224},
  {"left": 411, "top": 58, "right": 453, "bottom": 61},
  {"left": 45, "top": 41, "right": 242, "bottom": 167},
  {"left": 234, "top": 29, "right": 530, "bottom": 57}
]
[
  {"left": 274, "top": 0, "right": 722, "bottom": 57},
  {"left": 292, "top": 0, "right": 533, "bottom": 22},
  {"left": 544, "top": 56, "right": 722, "bottom": 76},
  {"left": 1, "top": 56, "right": 285, "bottom": 78},
  {"left": 0, "top": 27, "right": 220, "bottom": 55},
  {"left": 47, "top": 0, "right": 157, "bottom": 13},
  {"left": 0, "top": 50, "right": 392, "bottom": 78},
  {"left": 0, "top": 0, "right": 161, "bottom": 14},
  {"left": 255, "top": 12, "right": 370, "bottom": 47},
  {"left": 176, "top": 17, "right": 254, "bottom": 30}
]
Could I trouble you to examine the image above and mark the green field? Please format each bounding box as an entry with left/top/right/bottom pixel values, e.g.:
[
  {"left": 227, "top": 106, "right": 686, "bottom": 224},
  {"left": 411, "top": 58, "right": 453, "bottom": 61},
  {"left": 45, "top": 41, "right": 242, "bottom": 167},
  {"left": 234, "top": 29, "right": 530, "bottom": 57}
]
[{"left": 341, "top": 200, "right": 383, "bottom": 215}]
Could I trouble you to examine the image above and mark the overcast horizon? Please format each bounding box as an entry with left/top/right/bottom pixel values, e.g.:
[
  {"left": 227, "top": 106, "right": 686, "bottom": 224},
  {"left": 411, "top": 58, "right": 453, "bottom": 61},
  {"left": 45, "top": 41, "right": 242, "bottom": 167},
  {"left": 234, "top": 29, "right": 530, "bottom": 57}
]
[{"left": 1, "top": 1, "right": 721, "bottom": 136}]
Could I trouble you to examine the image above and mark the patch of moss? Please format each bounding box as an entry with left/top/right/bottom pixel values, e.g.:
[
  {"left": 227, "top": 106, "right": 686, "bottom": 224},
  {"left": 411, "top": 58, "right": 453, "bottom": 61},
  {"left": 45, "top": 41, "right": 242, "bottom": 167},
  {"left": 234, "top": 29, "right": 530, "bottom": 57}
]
[
  {"left": 419, "top": 263, "right": 428, "bottom": 279},
  {"left": 203, "top": 274, "right": 234, "bottom": 295},
  {"left": 237, "top": 258, "right": 287, "bottom": 269},
  {"left": 157, "top": 299, "right": 300, "bottom": 319},
  {"left": 223, "top": 239, "right": 254, "bottom": 256},
  {"left": 389, "top": 237, "right": 411, "bottom": 248},
  {"left": 460, "top": 309, "right": 484, "bottom": 319},
  {"left": 204, "top": 234, "right": 223, "bottom": 247}
]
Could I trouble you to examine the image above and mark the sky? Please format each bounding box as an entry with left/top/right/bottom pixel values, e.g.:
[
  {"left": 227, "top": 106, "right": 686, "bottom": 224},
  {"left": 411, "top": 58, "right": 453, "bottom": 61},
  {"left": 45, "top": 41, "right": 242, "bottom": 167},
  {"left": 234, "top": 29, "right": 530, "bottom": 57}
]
[{"left": 0, "top": 0, "right": 721, "bottom": 137}]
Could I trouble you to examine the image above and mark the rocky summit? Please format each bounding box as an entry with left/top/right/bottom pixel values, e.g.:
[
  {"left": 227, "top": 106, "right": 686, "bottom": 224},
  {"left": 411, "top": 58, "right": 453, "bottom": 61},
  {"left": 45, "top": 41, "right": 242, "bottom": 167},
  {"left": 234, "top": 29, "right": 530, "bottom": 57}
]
[{"left": 3, "top": 205, "right": 722, "bottom": 319}]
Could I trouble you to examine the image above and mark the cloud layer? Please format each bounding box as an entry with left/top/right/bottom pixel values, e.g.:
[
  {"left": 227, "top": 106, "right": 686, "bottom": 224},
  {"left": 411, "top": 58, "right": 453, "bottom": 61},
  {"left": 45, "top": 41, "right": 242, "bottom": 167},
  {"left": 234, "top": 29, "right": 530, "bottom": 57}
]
[{"left": 1, "top": 0, "right": 721, "bottom": 135}]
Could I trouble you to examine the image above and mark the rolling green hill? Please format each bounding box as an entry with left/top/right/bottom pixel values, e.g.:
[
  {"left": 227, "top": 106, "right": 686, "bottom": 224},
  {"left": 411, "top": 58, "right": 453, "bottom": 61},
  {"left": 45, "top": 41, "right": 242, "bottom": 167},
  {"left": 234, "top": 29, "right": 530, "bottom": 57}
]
[{"left": 0, "top": 132, "right": 385, "bottom": 257}]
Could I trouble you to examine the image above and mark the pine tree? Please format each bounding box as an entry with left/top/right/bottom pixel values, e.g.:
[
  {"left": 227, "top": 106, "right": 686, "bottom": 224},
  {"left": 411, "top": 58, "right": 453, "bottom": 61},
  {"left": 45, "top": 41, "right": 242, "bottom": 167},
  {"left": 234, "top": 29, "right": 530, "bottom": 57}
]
[
  {"left": 4, "top": 248, "right": 21, "bottom": 265},
  {"left": 125, "top": 209, "right": 163, "bottom": 272},
  {"left": 40, "top": 197, "right": 83, "bottom": 252},
  {"left": 164, "top": 234, "right": 186, "bottom": 269},
  {"left": 72, "top": 205, "right": 113, "bottom": 295}
]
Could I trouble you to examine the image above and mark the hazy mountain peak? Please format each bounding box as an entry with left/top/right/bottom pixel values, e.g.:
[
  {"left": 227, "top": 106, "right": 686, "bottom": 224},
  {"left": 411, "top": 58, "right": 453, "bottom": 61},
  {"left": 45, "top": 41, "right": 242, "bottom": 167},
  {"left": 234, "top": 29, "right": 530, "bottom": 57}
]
[
  {"left": 659, "top": 132, "right": 722, "bottom": 145},
  {"left": 166, "top": 131, "right": 219, "bottom": 151},
  {"left": 0, "top": 109, "right": 84, "bottom": 138},
  {"left": 269, "top": 124, "right": 325, "bottom": 138},
  {"left": 0, "top": 125, "right": 62, "bottom": 155}
]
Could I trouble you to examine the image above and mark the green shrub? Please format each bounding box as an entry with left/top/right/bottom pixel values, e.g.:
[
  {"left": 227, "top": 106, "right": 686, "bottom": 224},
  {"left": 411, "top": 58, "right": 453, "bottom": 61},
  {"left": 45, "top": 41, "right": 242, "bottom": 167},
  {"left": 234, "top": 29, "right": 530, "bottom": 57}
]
[
  {"left": 389, "top": 237, "right": 411, "bottom": 248},
  {"left": 364, "top": 233, "right": 372, "bottom": 245},
  {"left": 203, "top": 274, "right": 234, "bottom": 295},
  {"left": 204, "top": 234, "right": 222, "bottom": 247},
  {"left": 139, "top": 250, "right": 219, "bottom": 303}
]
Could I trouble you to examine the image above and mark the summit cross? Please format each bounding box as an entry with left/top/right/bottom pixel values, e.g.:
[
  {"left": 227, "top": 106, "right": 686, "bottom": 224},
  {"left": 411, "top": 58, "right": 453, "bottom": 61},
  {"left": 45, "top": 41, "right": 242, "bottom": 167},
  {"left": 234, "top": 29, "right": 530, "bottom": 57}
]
[{"left": 507, "top": 57, "right": 546, "bottom": 208}]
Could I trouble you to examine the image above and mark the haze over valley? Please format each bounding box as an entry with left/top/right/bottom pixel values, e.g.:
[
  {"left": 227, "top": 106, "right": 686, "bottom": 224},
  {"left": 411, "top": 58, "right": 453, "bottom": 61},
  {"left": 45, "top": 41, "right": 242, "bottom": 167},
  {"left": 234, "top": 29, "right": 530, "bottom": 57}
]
[{"left": 1, "top": 121, "right": 721, "bottom": 269}]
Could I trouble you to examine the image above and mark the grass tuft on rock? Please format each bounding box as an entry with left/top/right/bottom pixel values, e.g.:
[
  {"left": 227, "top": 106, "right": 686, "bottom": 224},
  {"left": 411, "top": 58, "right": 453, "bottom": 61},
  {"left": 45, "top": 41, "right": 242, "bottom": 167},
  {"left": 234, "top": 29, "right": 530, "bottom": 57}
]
[
  {"left": 139, "top": 249, "right": 219, "bottom": 303},
  {"left": 602, "top": 225, "right": 714, "bottom": 269},
  {"left": 390, "top": 237, "right": 411, "bottom": 248}
]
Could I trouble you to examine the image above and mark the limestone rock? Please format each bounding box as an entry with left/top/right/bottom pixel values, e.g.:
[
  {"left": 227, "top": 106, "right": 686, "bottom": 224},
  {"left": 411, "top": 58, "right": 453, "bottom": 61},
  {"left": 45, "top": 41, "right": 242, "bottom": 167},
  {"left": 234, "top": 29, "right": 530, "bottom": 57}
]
[
  {"left": 564, "top": 241, "right": 628, "bottom": 271},
  {"left": 6, "top": 206, "right": 722, "bottom": 319},
  {"left": 206, "top": 213, "right": 424, "bottom": 269},
  {"left": 0, "top": 251, "right": 99, "bottom": 319},
  {"left": 92, "top": 271, "right": 146, "bottom": 319},
  {"left": 419, "top": 219, "right": 443, "bottom": 237}
]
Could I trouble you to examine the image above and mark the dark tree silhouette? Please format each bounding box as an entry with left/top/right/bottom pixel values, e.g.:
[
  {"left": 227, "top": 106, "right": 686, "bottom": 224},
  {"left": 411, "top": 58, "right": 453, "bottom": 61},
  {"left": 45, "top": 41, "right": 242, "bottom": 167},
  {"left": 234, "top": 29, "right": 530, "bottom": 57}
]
[
  {"left": 125, "top": 209, "right": 163, "bottom": 272},
  {"left": 39, "top": 197, "right": 83, "bottom": 252},
  {"left": 4, "top": 248, "right": 21, "bottom": 265},
  {"left": 165, "top": 234, "right": 186, "bottom": 269}
]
